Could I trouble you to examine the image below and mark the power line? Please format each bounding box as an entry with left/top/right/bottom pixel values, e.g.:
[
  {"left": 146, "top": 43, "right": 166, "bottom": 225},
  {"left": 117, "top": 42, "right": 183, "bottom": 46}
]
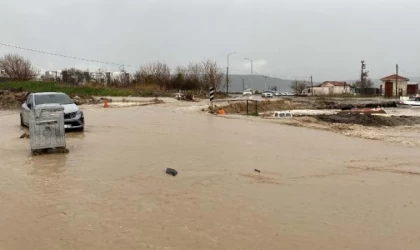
[
  {"left": 0, "top": 41, "right": 310, "bottom": 79},
  {"left": 0, "top": 42, "right": 137, "bottom": 68}
]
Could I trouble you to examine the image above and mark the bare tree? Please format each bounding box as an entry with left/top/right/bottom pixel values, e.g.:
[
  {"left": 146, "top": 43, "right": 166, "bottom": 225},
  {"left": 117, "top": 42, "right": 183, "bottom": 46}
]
[
  {"left": 133, "top": 60, "right": 222, "bottom": 91},
  {"left": 185, "top": 62, "right": 203, "bottom": 90},
  {"left": 62, "top": 68, "right": 85, "bottom": 85},
  {"left": 0, "top": 53, "right": 38, "bottom": 80},
  {"left": 290, "top": 80, "right": 308, "bottom": 94},
  {"left": 92, "top": 68, "right": 107, "bottom": 84},
  {"left": 171, "top": 66, "right": 186, "bottom": 90},
  {"left": 134, "top": 62, "right": 171, "bottom": 89},
  {"left": 110, "top": 71, "right": 131, "bottom": 86},
  {"left": 352, "top": 78, "right": 374, "bottom": 89},
  {"left": 155, "top": 62, "right": 171, "bottom": 89},
  {"left": 202, "top": 59, "right": 224, "bottom": 91},
  {"left": 186, "top": 62, "right": 203, "bottom": 82},
  {"left": 133, "top": 66, "right": 150, "bottom": 84}
]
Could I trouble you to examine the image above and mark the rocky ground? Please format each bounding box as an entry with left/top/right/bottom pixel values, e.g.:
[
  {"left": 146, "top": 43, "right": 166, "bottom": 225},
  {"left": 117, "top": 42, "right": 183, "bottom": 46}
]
[
  {"left": 218, "top": 97, "right": 399, "bottom": 115},
  {"left": 0, "top": 90, "right": 165, "bottom": 110},
  {"left": 213, "top": 97, "right": 420, "bottom": 148},
  {"left": 314, "top": 113, "right": 420, "bottom": 127},
  {"left": 0, "top": 88, "right": 29, "bottom": 109}
]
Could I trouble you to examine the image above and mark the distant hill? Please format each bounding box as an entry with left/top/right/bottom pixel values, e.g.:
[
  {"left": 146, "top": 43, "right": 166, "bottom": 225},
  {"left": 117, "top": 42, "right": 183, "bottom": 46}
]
[
  {"left": 407, "top": 77, "right": 420, "bottom": 82},
  {"left": 224, "top": 74, "right": 293, "bottom": 93},
  {"left": 225, "top": 75, "right": 420, "bottom": 93}
]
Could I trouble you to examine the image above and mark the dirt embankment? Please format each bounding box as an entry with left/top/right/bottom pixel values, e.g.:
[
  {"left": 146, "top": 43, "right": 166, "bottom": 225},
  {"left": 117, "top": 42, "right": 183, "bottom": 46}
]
[
  {"left": 0, "top": 88, "right": 29, "bottom": 109},
  {"left": 304, "top": 97, "right": 397, "bottom": 110},
  {"left": 314, "top": 113, "right": 420, "bottom": 127},
  {"left": 219, "top": 99, "right": 307, "bottom": 114},
  {"left": 218, "top": 98, "right": 398, "bottom": 115},
  {"left": 216, "top": 97, "right": 420, "bottom": 147},
  {"left": 71, "top": 95, "right": 101, "bottom": 105},
  {"left": 0, "top": 89, "right": 101, "bottom": 109}
]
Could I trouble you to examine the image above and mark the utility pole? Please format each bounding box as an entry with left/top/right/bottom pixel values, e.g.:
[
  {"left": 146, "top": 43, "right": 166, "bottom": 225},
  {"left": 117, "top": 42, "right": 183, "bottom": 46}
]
[
  {"left": 361, "top": 60, "right": 365, "bottom": 95},
  {"left": 264, "top": 76, "right": 267, "bottom": 90},
  {"left": 396, "top": 64, "right": 399, "bottom": 97},
  {"left": 244, "top": 58, "right": 253, "bottom": 74},
  {"left": 226, "top": 52, "right": 236, "bottom": 97},
  {"left": 310, "top": 76, "right": 313, "bottom": 96},
  {"left": 242, "top": 78, "right": 245, "bottom": 91},
  {"left": 360, "top": 60, "right": 368, "bottom": 95}
]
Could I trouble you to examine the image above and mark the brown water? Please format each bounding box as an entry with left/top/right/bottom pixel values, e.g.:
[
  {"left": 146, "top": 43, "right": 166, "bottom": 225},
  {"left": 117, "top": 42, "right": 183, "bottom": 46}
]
[{"left": 1, "top": 106, "right": 420, "bottom": 249}]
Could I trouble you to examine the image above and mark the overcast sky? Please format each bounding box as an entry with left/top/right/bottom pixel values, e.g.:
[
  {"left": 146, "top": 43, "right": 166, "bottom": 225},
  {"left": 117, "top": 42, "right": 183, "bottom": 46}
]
[{"left": 1, "top": 0, "right": 419, "bottom": 81}]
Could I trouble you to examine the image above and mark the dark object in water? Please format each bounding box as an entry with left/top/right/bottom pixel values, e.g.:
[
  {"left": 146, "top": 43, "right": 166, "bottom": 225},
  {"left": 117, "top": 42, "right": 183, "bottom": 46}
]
[
  {"left": 32, "top": 147, "right": 69, "bottom": 156},
  {"left": 254, "top": 169, "right": 261, "bottom": 173},
  {"left": 20, "top": 132, "right": 30, "bottom": 139},
  {"left": 341, "top": 105, "right": 354, "bottom": 111},
  {"left": 166, "top": 168, "right": 178, "bottom": 176}
]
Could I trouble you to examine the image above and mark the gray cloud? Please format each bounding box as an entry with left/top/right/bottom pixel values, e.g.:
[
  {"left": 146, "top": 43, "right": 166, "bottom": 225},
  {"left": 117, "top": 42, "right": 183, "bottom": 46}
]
[{"left": 1, "top": 0, "right": 419, "bottom": 81}]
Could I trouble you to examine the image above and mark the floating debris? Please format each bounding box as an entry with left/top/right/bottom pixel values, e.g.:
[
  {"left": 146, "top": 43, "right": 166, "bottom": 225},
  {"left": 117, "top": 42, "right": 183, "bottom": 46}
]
[
  {"left": 19, "top": 132, "right": 30, "bottom": 139},
  {"left": 166, "top": 168, "right": 178, "bottom": 176}
]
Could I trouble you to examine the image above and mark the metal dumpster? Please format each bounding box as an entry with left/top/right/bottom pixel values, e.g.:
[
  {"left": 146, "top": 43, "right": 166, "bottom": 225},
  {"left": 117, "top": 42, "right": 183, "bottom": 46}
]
[{"left": 29, "top": 104, "right": 66, "bottom": 153}]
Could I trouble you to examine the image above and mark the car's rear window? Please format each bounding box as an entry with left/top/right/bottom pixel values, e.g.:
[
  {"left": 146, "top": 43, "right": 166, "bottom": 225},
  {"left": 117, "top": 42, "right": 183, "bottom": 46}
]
[{"left": 34, "top": 94, "right": 74, "bottom": 105}]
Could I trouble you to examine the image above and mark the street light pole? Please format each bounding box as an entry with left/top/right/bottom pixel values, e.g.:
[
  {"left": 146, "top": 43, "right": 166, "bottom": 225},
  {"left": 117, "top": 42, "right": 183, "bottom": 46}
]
[
  {"left": 245, "top": 58, "right": 253, "bottom": 74},
  {"left": 226, "top": 52, "right": 236, "bottom": 97},
  {"left": 396, "top": 64, "right": 399, "bottom": 97},
  {"left": 244, "top": 58, "right": 253, "bottom": 90},
  {"left": 310, "top": 76, "right": 313, "bottom": 96},
  {"left": 264, "top": 76, "right": 267, "bottom": 91}
]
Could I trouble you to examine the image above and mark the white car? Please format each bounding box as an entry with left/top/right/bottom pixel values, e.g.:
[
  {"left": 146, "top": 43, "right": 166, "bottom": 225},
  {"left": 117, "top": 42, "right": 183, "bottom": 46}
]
[
  {"left": 243, "top": 90, "right": 253, "bottom": 96},
  {"left": 261, "top": 91, "right": 274, "bottom": 98},
  {"left": 20, "top": 92, "right": 85, "bottom": 131}
]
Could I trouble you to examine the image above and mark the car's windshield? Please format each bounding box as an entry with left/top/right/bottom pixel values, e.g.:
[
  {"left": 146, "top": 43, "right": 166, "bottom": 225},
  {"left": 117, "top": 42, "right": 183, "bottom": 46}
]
[{"left": 34, "top": 94, "right": 74, "bottom": 105}]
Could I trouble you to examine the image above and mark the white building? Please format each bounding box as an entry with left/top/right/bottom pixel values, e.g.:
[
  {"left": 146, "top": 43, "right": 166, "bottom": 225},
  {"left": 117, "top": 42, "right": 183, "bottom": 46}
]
[
  {"left": 306, "top": 81, "right": 351, "bottom": 96},
  {"left": 380, "top": 74, "right": 409, "bottom": 97}
]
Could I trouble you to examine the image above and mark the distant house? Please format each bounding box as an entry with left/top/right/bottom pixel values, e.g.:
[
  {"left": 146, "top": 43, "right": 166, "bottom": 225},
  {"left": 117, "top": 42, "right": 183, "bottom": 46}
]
[
  {"left": 0, "top": 69, "right": 9, "bottom": 82},
  {"left": 306, "top": 81, "right": 352, "bottom": 96},
  {"left": 380, "top": 74, "right": 409, "bottom": 97},
  {"left": 43, "top": 70, "right": 62, "bottom": 81}
]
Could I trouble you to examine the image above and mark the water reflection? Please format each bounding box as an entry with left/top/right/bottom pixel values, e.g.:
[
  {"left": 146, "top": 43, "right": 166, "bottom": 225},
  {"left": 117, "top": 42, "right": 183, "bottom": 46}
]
[{"left": 29, "top": 153, "right": 69, "bottom": 177}]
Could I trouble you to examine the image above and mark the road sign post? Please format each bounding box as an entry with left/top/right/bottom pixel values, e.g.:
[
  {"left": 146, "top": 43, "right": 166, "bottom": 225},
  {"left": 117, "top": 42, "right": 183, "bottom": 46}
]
[{"left": 209, "top": 86, "right": 215, "bottom": 109}]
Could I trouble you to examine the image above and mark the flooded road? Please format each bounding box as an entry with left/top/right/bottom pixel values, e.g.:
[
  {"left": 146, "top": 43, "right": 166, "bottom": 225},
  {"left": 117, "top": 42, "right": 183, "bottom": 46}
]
[{"left": 1, "top": 105, "right": 420, "bottom": 249}]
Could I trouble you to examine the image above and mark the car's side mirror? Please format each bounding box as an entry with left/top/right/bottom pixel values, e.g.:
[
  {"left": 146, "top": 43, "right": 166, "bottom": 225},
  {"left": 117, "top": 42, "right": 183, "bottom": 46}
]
[{"left": 27, "top": 102, "right": 32, "bottom": 109}]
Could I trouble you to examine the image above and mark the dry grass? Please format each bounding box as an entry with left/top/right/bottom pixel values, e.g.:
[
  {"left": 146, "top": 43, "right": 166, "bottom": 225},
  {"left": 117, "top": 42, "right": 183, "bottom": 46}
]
[{"left": 220, "top": 99, "right": 307, "bottom": 114}]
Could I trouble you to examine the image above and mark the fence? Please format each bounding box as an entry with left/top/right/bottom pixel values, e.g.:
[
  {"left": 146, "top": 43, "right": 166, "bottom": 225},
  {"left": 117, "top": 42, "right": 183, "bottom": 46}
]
[
  {"left": 214, "top": 99, "right": 259, "bottom": 116},
  {"left": 245, "top": 100, "right": 259, "bottom": 115},
  {"left": 354, "top": 88, "right": 381, "bottom": 96}
]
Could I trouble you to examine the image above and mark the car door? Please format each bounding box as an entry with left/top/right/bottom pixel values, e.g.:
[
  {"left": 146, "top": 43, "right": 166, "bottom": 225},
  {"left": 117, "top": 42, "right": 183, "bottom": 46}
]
[{"left": 22, "top": 94, "right": 33, "bottom": 125}]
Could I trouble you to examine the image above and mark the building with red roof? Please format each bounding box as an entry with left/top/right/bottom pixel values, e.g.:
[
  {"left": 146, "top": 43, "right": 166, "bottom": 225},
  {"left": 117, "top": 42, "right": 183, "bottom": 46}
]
[{"left": 380, "top": 74, "right": 410, "bottom": 97}]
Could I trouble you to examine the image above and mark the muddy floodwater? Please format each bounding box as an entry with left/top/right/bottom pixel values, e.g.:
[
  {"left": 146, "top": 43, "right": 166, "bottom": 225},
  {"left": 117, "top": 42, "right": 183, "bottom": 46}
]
[{"left": 1, "top": 105, "right": 420, "bottom": 250}]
